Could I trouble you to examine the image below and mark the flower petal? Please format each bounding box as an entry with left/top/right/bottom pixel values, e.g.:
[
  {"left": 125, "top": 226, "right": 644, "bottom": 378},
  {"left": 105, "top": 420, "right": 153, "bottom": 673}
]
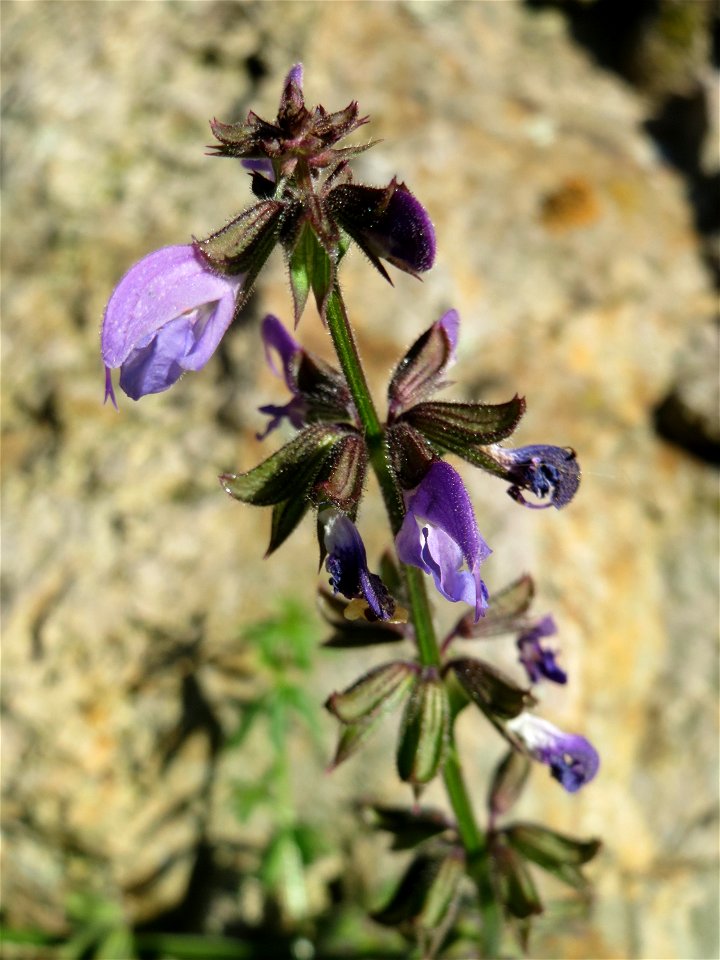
[
  {"left": 490, "top": 444, "right": 581, "bottom": 509},
  {"left": 396, "top": 461, "right": 490, "bottom": 620},
  {"left": 516, "top": 615, "right": 567, "bottom": 685},
  {"left": 326, "top": 179, "right": 436, "bottom": 278},
  {"left": 102, "top": 245, "right": 242, "bottom": 368},
  {"left": 102, "top": 245, "right": 243, "bottom": 401},
  {"left": 261, "top": 313, "right": 300, "bottom": 387},
  {"left": 321, "top": 509, "right": 396, "bottom": 621}
]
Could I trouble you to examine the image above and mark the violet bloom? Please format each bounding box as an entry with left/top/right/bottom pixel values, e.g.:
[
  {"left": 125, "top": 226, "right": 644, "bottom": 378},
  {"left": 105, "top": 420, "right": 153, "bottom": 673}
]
[
  {"left": 491, "top": 444, "right": 580, "bottom": 509},
  {"left": 517, "top": 615, "right": 567, "bottom": 685},
  {"left": 102, "top": 245, "right": 243, "bottom": 404},
  {"left": 326, "top": 179, "right": 436, "bottom": 280},
  {"left": 396, "top": 461, "right": 491, "bottom": 621},
  {"left": 321, "top": 509, "right": 396, "bottom": 621},
  {"left": 507, "top": 713, "right": 599, "bottom": 793},
  {"left": 257, "top": 314, "right": 307, "bottom": 438}
]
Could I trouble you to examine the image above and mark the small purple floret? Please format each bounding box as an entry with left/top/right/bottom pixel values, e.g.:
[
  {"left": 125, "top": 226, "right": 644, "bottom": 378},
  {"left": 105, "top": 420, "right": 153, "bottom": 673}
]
[
  {"left": 257, "top": 314, "right": 307, "bottom": 439},
  {"left": 438, "top": 308, "right": 460, "bottom": 360},
  {"left": 396, "top": 461, "right": 491, "bottom": 621},
  {"left": 321, "top": 509, "right": 395, "bottom": 621},
  {"left": 242, "top": 157, "right": 277, "bottom": 182},
  {"left": 507, "top": 714, "right": 599, "bottom": 793},
  {"left": 380, "top": 184, "right": 436, "bottom": 274},
  {"left": 492, "top": 444, "right": 581, "bottom": 509},
  {"left": 101, "top": 245, "right": 243, "bottom": 403},
  {"left": 327, "top": 181, "right": 436, "bottom": 278},
  {"left": 517, "top": 615, "right": 567, "bottom": 685}
]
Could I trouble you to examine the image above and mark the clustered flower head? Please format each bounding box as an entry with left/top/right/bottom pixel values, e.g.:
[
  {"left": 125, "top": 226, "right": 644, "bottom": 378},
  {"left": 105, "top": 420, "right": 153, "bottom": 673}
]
[{"left": 101, "top": 65, "right": 435, "bottom": 404}]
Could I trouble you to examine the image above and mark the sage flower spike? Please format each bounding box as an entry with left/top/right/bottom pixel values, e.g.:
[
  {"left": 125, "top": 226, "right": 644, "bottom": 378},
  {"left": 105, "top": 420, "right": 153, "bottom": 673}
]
[
  {"left": 507, "top": 713, "right": 599, "bottom": 793},
  {"left": 396, "top": 460, "right": 491, "bottom": 621},
  {"left": 101, "top": 245, "right": 243, "bottom": 404}
]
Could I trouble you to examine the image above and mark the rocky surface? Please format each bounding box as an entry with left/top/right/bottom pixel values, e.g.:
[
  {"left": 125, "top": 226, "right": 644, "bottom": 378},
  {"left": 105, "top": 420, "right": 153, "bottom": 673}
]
[{"left": 2, "top": 2, "right": 718, "bottom": 957}]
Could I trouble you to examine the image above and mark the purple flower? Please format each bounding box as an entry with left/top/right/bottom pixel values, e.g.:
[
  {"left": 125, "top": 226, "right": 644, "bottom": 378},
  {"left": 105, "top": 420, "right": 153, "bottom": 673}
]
[
  {"left": 321, "top": 509, "right": 396, "bottom": 621},
  {"left": 257, "top": 314, "right": 307, "bottom": 438},
  {"left": 507, "top": 713, "right": 599, "bottom": 793},
  {"left": 517, "top": 615, "right": 567, "bottom": 685},
  {"left": 396, "top": 461, "right": 491, "bottom": 621},
  {"left": 326, "top": 179, "right": 436, "bottom": 280},
  {"left": 490, "top": 444, "right": 580, "bottom": 509},
  {"left": 256, "top": 314, "right": 354, "bottom": 439},
  {"left": 102, "top": 245, "right": 243, "bottom": 404}
]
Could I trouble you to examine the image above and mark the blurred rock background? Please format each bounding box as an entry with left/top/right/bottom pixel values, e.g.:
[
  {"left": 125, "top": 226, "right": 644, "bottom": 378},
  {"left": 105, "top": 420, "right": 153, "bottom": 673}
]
[{"left": 2, "top": 1, "right": 718, "bottom": 957}]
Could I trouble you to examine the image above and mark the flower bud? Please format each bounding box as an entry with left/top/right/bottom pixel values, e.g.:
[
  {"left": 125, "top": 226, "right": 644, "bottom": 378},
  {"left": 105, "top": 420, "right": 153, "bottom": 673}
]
[{"left": 448, "top": 658, "right": 534, "bottom": 721}]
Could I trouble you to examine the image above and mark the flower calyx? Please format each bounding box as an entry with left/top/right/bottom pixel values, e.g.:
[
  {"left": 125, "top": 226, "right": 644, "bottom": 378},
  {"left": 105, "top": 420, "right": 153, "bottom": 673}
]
[
  {"left": 220, "top": 422, "right": 361, "bottom": 555},
  {"left": 208, "top": 64, "right": 374, "bottom": 177},
  {"left": 446, "top": 657, "right": 535, "bottom": 722},
  {"left": 371, "top": 845, "right": 465, "bottom": 957},
  {"left": 385, "top": 311, "right": 581, "bottom": 510},
  {"left": 396, "top": 667, "right": 450, "bottom": 787},
  {"left": 258, "top": 314, "right": 355, "bottom": 439}
]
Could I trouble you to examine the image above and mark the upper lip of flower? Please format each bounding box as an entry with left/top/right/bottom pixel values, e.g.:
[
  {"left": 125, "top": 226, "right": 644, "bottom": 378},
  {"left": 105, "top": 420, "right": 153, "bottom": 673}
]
[
  {"left": 101, "top": 245, "right": 243, "bottom": 404},
  {"left": 395, "top": 460, "right": 491, "bottom": 621}
]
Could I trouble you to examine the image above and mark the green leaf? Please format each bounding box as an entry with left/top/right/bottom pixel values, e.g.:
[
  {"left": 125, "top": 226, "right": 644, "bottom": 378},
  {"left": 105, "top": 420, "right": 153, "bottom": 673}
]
[
  {"left": 288, "top": 220, "right": 338, "bottom": 322},
  {"left": 224, "top": 696, "right": 269, "bottom": 749},
  {"left": 242, "top": 599, "right": 316, "bottom": 673},
  {"left": 96, "top": 926, "right": 135, "bottom": 960},
  {"left": 260, "top": 829, "right": 309, "bottom": 921},
  {"left": 234, "top": 773, "right": 275, "bottom": 820},
  {"left": 292, "top": 822, "right": 330, "bottom": 864},
  {"left": 288, "top": 221, "right": 314, "bottom": 324},
  {"left": 281, "top": 684, "right": 324, "bottom": 749}
]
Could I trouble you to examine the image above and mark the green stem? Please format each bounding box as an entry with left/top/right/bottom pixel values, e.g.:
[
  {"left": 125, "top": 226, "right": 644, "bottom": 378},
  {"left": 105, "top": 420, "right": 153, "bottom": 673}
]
[{"left": 324, "top": 283, "right": 502, "bottom": 957}]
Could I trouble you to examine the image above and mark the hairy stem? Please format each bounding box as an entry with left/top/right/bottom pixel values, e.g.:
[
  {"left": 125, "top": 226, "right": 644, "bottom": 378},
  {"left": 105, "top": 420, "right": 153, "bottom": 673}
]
[{"left": 325, "top": 283, "right": 502, "bottom": 956}]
